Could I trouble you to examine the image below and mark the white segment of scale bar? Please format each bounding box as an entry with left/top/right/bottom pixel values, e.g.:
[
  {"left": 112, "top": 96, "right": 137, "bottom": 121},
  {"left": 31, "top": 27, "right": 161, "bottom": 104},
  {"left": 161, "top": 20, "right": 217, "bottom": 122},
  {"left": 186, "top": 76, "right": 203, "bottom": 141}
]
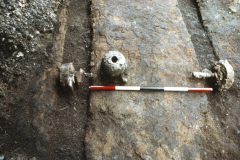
[
  {"left": 164, "top": 87, "right": 188, "bottom": 91},
  {"left": 115, "top": 86, "right": 140, "bottom": 90}
]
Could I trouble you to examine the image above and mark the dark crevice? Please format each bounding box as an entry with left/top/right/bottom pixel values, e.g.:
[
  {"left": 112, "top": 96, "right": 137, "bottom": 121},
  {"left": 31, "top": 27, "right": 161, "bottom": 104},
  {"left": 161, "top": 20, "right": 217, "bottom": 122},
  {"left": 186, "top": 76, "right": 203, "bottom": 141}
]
[
  {"left": 178, "top": 0, "right": 218, "bottom": 89},
  {"left": 56, "top": 0, "right": 93, "bottom": 159},
  {"left": 178, "top": 0, "right": 218, "bottom": 70},
  {"left": 192, "top": 0, "right": 205, "bottom": 29},
  {"left": 192, "top": 0, "right": 221, "bottom": 60}
]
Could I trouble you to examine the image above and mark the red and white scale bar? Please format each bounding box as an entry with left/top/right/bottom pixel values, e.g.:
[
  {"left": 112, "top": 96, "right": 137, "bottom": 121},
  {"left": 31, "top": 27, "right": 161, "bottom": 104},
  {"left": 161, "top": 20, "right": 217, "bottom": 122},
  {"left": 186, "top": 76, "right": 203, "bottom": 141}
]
[{"left": 90, "top": 86, "right": 213, "bottom": 91}]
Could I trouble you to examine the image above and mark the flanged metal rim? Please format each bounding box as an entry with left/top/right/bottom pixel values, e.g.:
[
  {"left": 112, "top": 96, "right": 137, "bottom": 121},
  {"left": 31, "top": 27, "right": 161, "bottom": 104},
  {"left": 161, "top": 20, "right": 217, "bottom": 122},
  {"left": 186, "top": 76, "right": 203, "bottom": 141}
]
[{"left": 213, "top": 60, "right": 234, "bottom": 91}]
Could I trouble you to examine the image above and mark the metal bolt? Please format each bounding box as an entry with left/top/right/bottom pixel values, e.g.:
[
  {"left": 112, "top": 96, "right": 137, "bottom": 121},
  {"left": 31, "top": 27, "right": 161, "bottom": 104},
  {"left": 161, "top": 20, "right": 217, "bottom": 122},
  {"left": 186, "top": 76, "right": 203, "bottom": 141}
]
[
  {"left": 60, "top": 63, "right": 93, "bottom": 91},
  {"left": 192, "top": 69, "right": 217, "bottom": 79},
  {"left": 192, "top": 60, "right": 234, "bottom": 91}
]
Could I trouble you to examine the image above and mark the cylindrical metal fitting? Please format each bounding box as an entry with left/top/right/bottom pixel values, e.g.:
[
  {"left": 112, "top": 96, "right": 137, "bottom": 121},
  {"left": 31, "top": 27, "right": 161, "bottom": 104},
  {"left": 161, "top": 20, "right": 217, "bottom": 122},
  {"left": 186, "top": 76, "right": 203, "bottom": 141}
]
[
  {"left": 60, "top": 63, "right": 93, "bottom": 90},
  {"left": 60, "top": 62, "right": 75, "bottom": 90},
  {"left": 192, "top": 72, "right": 216, "bottom": 79}
]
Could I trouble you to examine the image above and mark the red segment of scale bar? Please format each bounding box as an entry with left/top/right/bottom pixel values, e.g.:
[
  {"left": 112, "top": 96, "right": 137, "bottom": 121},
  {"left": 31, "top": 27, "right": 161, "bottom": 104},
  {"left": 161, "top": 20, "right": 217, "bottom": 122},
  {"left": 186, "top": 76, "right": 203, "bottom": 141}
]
[
  {"left": 188, "top": 88, "right": 213, "bottom": 91},
  {"left": 90, "top": 86, "right": 115, "bottom": 90}
]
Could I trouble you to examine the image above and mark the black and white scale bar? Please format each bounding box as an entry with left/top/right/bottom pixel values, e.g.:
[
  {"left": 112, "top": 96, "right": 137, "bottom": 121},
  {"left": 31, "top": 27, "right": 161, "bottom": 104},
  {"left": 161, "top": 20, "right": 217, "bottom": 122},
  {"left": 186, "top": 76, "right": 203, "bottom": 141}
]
[{"left": 90, "top": 86, "right": 213, "bottom": 91}]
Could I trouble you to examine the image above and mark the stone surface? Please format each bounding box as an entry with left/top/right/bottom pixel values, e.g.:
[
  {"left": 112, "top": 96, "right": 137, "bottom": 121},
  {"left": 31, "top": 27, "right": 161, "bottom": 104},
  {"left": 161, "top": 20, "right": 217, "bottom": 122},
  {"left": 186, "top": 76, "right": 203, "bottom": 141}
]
[
  {"left": 197, "top": 0, "right": 240, "bottom": 87},
  {"left": 86, "top": 0, "right": 213, "bottom": 159},
  {"left": 194, "top": 0, "right": 240, "bottom": 159},
  {"left": 177, "top": 0, "right": 218, "bottom": 70}
]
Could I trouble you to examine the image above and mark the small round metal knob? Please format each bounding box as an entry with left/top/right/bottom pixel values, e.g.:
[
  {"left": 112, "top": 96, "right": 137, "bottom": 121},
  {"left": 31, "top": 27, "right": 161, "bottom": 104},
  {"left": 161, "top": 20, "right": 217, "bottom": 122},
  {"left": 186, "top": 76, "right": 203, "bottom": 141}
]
[
  {"left": 100, "top": 51, "right": 128, "bottom": 83},
  {"left": 101, "top": 51, "right": 127, "bottom": 77}
]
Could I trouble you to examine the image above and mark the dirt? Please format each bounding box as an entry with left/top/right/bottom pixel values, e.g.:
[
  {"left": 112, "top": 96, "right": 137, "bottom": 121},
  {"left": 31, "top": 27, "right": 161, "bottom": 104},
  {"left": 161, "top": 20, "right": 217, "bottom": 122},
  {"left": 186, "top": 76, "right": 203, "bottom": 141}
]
[
  {"left": 55, "top": 0, "right": 92, "bottom": 159},
  {"left": 0, "top": 0, "right": 92, "bottom": 159},
  {"left": 0, "top": 0, "right": 239, "bottom": 159}
]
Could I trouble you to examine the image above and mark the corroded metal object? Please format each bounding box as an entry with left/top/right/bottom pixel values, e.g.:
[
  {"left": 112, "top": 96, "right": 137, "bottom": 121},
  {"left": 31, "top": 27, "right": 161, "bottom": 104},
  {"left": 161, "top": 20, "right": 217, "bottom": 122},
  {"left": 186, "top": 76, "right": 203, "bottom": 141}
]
[
  {"left": 60, "top": 63, "right": 92, "bottom": 90},
  {"left": 192, "top": 69, "right": 217, "bottom": 79},
  {"left": 100, "top": 51, "right": 127, "bottom": 83},
  {"left": 192, "top": 60, "right": 234, "bottom": 91},
  {"left": 213, "top": 60, "right": 234, "bottom": 91},
  {"left": 60, "top": 63, "right": 75, "bottom": 90}
]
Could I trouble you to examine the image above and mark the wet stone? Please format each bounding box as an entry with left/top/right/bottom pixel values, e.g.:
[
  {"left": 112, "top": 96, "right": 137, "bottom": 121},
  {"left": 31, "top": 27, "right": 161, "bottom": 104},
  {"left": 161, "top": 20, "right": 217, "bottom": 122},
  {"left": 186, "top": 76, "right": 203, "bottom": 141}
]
[{"left": 87, "top": 0, "right": 210, "bottom": 159}]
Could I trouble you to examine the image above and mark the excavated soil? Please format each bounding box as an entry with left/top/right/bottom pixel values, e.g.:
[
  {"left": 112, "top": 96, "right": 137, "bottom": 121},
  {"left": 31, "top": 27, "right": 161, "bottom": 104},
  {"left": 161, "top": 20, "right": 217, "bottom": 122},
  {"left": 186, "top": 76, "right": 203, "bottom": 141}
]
[
  {"left": 0, "top": 0, "right": 92, "bottom": 159},
  {"left": 0, "top": 0, "right": 239, "bottom": 159}
]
